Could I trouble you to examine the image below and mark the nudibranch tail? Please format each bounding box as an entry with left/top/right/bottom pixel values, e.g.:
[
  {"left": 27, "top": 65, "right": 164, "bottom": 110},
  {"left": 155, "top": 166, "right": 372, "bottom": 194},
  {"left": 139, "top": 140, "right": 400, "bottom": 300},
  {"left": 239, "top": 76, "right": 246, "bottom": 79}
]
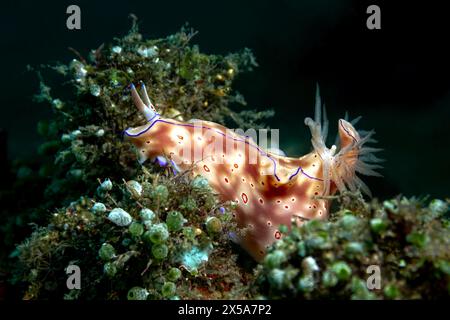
[{"left": 304, "top": 85, "right": 383, "bottom": 197}]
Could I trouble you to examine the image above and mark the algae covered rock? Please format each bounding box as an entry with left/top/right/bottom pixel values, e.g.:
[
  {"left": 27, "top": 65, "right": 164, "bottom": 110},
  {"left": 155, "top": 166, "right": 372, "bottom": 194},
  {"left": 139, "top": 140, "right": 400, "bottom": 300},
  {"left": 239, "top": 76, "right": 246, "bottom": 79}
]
[
  {"left": 16, "top": 169, "right": 252, "bottom": 299},
  {"left": 255, "top": 194, "right": 450, "bottom": 299}
]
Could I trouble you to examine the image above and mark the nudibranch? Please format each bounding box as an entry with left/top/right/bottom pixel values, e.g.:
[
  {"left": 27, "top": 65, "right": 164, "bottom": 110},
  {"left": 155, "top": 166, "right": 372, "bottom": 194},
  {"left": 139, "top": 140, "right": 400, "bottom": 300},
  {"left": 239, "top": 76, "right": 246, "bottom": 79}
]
[{"left": 123, "top": 83, "right": 382, "bottom": 260}]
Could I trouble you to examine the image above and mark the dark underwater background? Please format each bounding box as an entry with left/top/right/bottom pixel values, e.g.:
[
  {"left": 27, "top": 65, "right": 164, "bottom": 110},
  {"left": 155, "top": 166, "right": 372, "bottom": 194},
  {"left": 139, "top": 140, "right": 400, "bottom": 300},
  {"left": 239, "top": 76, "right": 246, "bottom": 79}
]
[{"left": 1, "top": 0, "right": 449, "bottom": 199}]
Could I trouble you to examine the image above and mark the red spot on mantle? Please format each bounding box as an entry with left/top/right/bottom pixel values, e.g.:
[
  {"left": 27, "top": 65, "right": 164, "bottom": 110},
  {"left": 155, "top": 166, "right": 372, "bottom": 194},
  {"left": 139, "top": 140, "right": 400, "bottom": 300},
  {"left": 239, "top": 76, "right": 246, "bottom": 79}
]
[{"left": 241, "top": 193, "right": 248, "bottom": 204}]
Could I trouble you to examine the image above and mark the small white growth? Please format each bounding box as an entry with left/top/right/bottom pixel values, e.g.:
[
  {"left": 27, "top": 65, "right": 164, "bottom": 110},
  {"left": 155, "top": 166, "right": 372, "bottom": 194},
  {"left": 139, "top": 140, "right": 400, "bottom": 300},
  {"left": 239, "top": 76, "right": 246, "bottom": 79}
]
[
  {"left": 108, "top": 208, "right": 132, "bottom": 227},
  {"left": 140, "top": 208, "right": 155, "bottom": 221},
  {"left": 61, "top": 134, "right": 71, "bottom": 143},
  {"left": 302, "top": 256, "right": 320, "bottom": 273},
  {"left": 99, "top": 179, "right": 113, "bottom": 191},
  {"left": 70, "top": 130, "right": 82, "bottom": 140},
  {"left": 70, "top": 59, "right": 87, "bottom": 80},
  {"left": 92, "top": 202, "right": 107, "bottom": 213},
  {"left": 96, "top": 129, "right": 105, "bottom": 137},
  {"left": 429, "top": 199, "right": 448, "bottom": 215},
  {"left": 52, "top": 99, "right": 64, "bottom": 110},
  {"left": 90, "top": 84, "right": 101, "bottom": 97},
  {"left": 111, "top": 46, "right": 122, "bottom": 54},
  {"left": 127, "top": 180, "right": 143, "bottom": 196},
  {"left": 137, "top": 45, "right": 158, "bottom": 58},
  {"left": 143, "top": 221, "right": 153, "bottom": 230}
]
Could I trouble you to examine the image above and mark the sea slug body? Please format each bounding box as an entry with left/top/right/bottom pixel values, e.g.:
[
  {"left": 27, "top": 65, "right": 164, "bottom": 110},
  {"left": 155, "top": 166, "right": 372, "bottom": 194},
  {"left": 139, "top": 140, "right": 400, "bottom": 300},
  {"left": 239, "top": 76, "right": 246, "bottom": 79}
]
[{"left": 123, "top": 83, "right": 382, "bottom": 260}]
